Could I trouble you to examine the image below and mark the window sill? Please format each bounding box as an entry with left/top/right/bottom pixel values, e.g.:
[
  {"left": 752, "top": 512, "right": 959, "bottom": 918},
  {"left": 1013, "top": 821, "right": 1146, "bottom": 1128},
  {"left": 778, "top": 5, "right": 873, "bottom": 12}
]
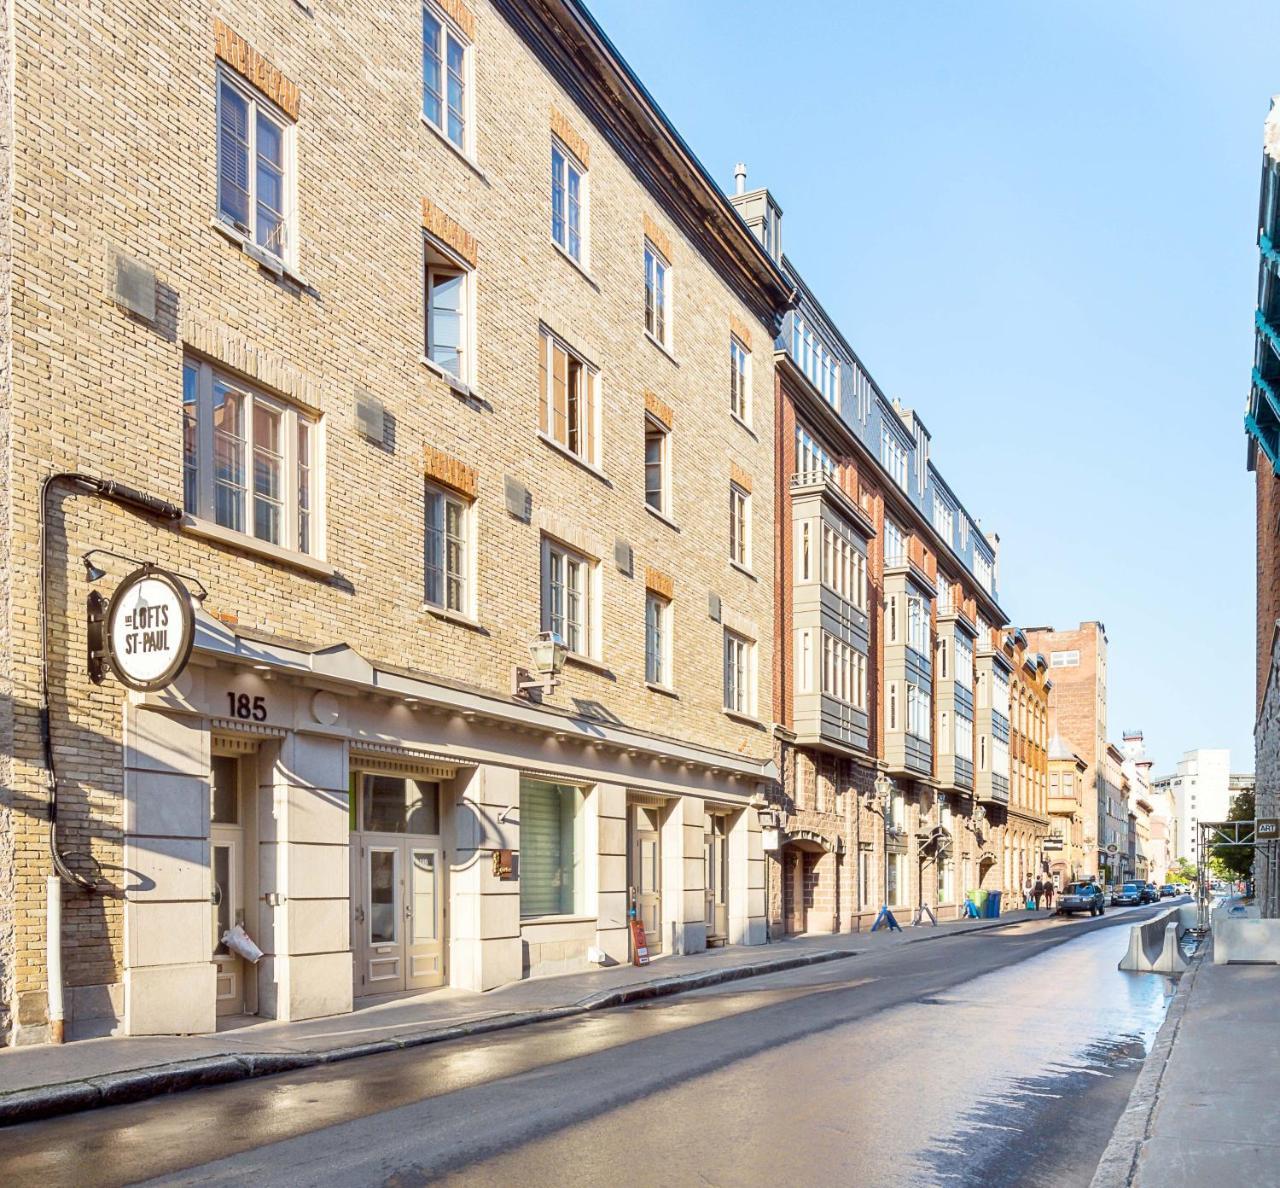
[
  {"left": 551, "top": 239, "right": 598, "bottom": 288},
  {"left": 210, "top": 219, "right": 310, "bottom": 290},
  {"left": 645, "top": 681, "right": 679, "bottom": 699},
  {"left": 643, "top": 503, "right": 680, "bottom": 532},
  {"left": 537, "top": 431, "right": 610, "bottom": 484},
  {"left": 730, "top": 411, "right": 756, "bottom": 439},
  {"left": 730, "top": 559, "right": 758, "bottom": 581},
  {"left": 419, "top": 114, "right": 488, "bottom": 182},
  {"left": 181, "top": 515, "right": 337, "bottom": 578},
  {"left": 723, "top": 708, "right": 765, "bottom": 729},
  {"left": 420, "top": 356, "right": 480, "bottom": 403},
  {"left": 644, "top": 331, "right": 679, "bottom": 366},
  {"left": 421, "top": 603, "right": 485, "bottom": 632},
  {"left": 565, "top": 651, "right": 612, "bottom": 676},
  {"left": 520, "top": 914, "right": 597, "bottom": 926}
]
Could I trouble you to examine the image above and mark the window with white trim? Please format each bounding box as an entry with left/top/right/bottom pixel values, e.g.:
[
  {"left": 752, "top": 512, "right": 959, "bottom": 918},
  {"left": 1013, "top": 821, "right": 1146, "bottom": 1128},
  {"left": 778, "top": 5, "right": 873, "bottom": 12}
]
[
  {"left": 956, "top": 713, "right": 974, "bottom": 762},
  {"left": 792, "top": 315, "right": 839, "bottom": 407},
  {"left": 551, "top": 139, "right": 586, "bottom": 263},
  {"left": 954, "top": 634, "right": 974, "bottom": 690},
  {"left": 907, "top": 595, "right": 930, "bottom": 656},
  {"left": 216, "top": 69, "right": 295, "bottom": 267},
  {"left": 422, "top": 1, "right": 470, "bottom": 152},
  {"left": 974, "top": 551, "right": 994, "bottom": 593},
  {"left": 1050, "top": 649, "right": 1080, "bottom": 668},
  {"left": 424, "top": 483, "right": 472, "bottom": 615},
  {"left": 182, "top": 358, "right": 319, "bottom": 555},
  {"left": 908, "top": 684, "right": 931, "bottom": 741},
  {"left": 729, "top": 483, "right": 751, "bottom": 567},
  {"left": 538, "top": 330, "right": 599, "bottom": 465},
  {"left": 644, "top": 240, "right": 670, "bottom": 348},
  {"left": 645, "top": 592, "right": 670, "bottom": 686},
  {"left": 795, "top": 424, "right": 834, "bottom": 479},
  {"left": 883, "top": 517, "right": 906, "bottom": 567},
  {"left": 424, "top": 236, "right": 472, "bottom": 383},
  {"left": 542, "top": 538, "right": 595, "bottom": 657},
  {"left": 822, "top": 633, "right": 866, "bottom": 708},
  {"left": 933, "top": 494, "right": 954, "bottom": 544},
  {"left": 644, "top": 416, "right": 670, "bottom": 515},
  {"left": 822, "top": 524, "right": 865, "bottom": 609},
  {"left": 880, "top": 422, "right": 909, "bottom": 489},
  {"left": 730, "top": 336, "right": 750, "bottom": 424},
  {"left": 723, "top": 629, "right": 754, "bottom": 715},
  {"left": 993, "top": 670, "right": 1011, "bottom": 720},
  {"left": 993, "top": 736, "right": 1010, "bottom": 779}
]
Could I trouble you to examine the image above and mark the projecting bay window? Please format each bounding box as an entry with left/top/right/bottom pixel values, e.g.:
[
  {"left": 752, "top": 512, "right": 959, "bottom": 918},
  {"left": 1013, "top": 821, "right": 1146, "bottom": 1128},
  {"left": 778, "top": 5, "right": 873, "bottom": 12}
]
[
  {"left": 993, "top": 671, "right": 1011, "bottom": 720},
  {"left": 955, "top": 635, "right": 974, "bottom": 690},
  {"left": 907, "top": 684, "right": 932, "bottom": 741},
  {"left": 822, "top": 633, "right": 866, "bottom": 709},
  {"left": 538, "top": 330, "right": 599, "bottom": 466},
  {"left": 216, "top": 69, "right": 295, "bottom": 267},
  {"left": 422, "top": 1, "right": 470, "bottom": 152},
  {"left": 542, "top": 538, "right": 595, "bottom": 658},
  {"left": 182, "top": 359, "right": 319, "bottom": 556},
  {"left": 956, "top": 714, "right": 974, "bottom": 762},
  {"left": 519, "top": 778, "right": 585, "bottom": 918},
  {"left": 424, "top": 237, "right": 472, "bottom": 383},
  {"left": 424, "top": 484, "right": 472, "bottom": 615},
  {"left": 551, "top": 139, "right": 586, "bottom": 263},
  {"left": 644, "top": 240, "right": 671, "bottom": 348},
  {"left": 907, "top": 596, "right": 930, "bottom": 656},
  {"left": 821, "top": 525, "right": 866, "bottom": 610}
]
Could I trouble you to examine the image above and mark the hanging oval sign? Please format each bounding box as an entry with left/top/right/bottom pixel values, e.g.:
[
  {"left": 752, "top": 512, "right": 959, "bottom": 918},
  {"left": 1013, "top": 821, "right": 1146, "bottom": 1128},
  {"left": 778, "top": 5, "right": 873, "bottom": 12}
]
[{"left": 105, "top": 566, "right": 195, "bottom": 692}]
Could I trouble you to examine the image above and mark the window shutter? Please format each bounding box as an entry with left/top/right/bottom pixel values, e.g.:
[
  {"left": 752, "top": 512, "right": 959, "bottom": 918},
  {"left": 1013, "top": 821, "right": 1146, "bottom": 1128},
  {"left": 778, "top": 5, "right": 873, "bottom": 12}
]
[
  {"left": 519, "top": 780, "right": 575, "bottom": 917},
  {"left": 552, "top": 344, "right": 568, "bottom": 442}
]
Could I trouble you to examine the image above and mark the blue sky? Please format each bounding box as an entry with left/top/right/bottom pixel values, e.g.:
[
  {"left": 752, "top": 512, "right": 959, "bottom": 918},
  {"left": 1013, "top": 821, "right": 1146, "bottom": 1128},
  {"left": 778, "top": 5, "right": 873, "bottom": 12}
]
[{"left": 589, "top": 0, "right": 1277, "bottom": 775}]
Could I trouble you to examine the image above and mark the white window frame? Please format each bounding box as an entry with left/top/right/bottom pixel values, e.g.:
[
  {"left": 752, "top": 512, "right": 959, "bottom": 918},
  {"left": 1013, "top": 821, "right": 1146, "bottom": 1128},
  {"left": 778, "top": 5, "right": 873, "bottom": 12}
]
[
  {"left": 541, "top": 537, "right": 598, "bottom": 659},
  {"left": 644, "top": 239, "right": 671, "bottom": 349},
  {"left": 182, "top": 357, "right": 321, "bottom": 557},
  {"left": 729, "top": 483, "right": 751, "bottom": 569},
  {"left": 954, "top": 634, "right": 974, "bottom": 690},
  {"left": 730, "top": 336, "right": 751, "bottom": 425},
  {"left": 216, "top": 67, "right": 297, "bottom": 270},
  {"left": 792, "top": 315, "right": 839, "bottom": 408},
  {"left": 538, "top": 329, "right": 600, "bottom": 467},
  {"left": 1050, "top": 649, "right": 1080, "bottom": 668},
  {"left": 551, "top": 137, "right": 588, "bottom": 265},
  {"left": 883, "top": 517, "right": 906, "bottom": 567},
  {"left": 880, "top": 422, "right": 909, "bottom": 489},
  {"left": 956, "top": 713, "right": 974, "bottom": 762},
  {"left": 644, "top": 415, "right": 670, "bottom": 517},
  {"left": 974, "top": 551, "right": 994, "bottom": 593},
  {"left": 907, "top": 595, "right": 930, "bottom": 656},
  {"left": 645, "top": 591, "right": 671, "bottom": 687},
  {"left": 795, "top": 423, "right": 835, "bottom": 479},
  {"left": 822, "top": 632, "right": 866, "bottom": 709},
  {"left": 424, "top": 235, "right": 474, "bottom": 386},
  {"left": 421, "top": 0, "right": 472, "bottom": 156},
  {"left": 932, "top": 494, "right": 955, "bottom": 544},
  {"left": 424, "top": 482, "right": 474, "bottom": 616},
  {"left": 908, "top": 683, "right": 932, "bottom": 741},
  {"left": 723, "top": 629, "right": 754, "bottom": 716}
]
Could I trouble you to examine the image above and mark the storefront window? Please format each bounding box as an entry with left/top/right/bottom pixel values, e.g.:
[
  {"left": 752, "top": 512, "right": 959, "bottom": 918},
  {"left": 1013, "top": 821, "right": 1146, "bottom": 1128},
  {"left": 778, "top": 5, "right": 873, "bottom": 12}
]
[
  {"left": 362, "top": 776, "right": 440, "bottom": 834},
  {"left": 520, "top": 777, "right": 585, "bottom": 917},
  {"left": 887, "top": 851, "right": 906, "bottom": 905}
]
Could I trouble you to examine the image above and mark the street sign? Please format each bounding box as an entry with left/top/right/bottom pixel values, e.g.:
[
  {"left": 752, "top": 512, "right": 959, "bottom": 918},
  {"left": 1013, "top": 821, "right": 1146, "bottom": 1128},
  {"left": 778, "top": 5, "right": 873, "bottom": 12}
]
[
  {"left": 1043, "top": 837, "right": 1064, "bottom": 851},
  {"left": 1258, "top": 818, "right": 1280, "bottom": 841}
]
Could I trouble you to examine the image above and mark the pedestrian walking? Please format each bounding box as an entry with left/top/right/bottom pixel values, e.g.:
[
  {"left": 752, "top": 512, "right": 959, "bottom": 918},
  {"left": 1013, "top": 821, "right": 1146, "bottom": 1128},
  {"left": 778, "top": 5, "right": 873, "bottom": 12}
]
[
  {"left": 1044, "top": 881, "right": 1054, "bottom": 910},
  {"left": 1033, "top": 878, "right": 1045, "bottom": 910}
]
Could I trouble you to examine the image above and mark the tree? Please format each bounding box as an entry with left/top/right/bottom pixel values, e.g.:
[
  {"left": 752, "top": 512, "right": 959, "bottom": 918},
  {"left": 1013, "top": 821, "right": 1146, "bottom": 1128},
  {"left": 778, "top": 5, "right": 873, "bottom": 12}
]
[
  {"left": 1168, "top": 857, "right": 1197, "bottom": 884},
  {"left": 1210, "top": 788, "right": 1255, "bottom": 883}
]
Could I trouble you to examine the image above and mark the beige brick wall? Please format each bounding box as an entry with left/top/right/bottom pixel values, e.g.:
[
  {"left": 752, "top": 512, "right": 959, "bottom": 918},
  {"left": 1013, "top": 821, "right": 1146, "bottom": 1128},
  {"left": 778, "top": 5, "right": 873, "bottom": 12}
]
[{"left": 1, "top": 0, "right": 778, "bottom": 1024}]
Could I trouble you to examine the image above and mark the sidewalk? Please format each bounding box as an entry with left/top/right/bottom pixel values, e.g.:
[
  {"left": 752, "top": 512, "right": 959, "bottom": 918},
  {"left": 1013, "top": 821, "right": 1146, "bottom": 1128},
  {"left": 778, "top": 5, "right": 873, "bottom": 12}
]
[
  {"left": 0, "top": 908, "right": 1042, "bottom": 1125},
  {"left": 1092, "top": 936, "right": 1280, "bottom": 1186}
]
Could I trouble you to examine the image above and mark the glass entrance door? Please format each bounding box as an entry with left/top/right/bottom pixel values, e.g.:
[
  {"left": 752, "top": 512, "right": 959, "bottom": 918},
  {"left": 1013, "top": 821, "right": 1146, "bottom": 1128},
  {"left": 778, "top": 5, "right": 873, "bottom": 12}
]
[
  {"left": 629, "top": 804, "right": 662, "bottom": 954},
  {"left": 704, "top": 815, "right": 729, "bottom": 939},
  {"left": 210, "top": 755, "right": 248, "bottom": 1016}
]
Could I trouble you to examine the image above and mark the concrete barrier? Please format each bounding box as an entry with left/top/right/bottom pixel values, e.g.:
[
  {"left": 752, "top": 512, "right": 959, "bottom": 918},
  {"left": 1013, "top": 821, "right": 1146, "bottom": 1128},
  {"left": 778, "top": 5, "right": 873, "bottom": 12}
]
[
  {"left": 1118, "top": 907, "right": 1187, "bottom": 974},
  {"left": 1213, "top": 917, "right": 1280, "bottom": 965}
]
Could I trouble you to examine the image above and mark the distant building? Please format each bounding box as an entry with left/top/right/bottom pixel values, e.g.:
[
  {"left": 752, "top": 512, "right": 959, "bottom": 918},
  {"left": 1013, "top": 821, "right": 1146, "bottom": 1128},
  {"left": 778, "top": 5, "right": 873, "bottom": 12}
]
[
  {"left": 1047, "top": 733, "right": 1088, "bottom": 887},
  {"left": 1120, "top": 730, "right": 1164, "bottom": 883},
  {"left": 1152, "top": 750, "right": 1233, "bottom": 867}
]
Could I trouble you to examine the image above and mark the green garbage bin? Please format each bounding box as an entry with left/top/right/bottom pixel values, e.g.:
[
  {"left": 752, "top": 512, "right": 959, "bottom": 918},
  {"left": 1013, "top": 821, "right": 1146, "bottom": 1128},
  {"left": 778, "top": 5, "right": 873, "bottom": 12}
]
[{"left": 969, "top": 889, "right": 989, "bottom": 917}]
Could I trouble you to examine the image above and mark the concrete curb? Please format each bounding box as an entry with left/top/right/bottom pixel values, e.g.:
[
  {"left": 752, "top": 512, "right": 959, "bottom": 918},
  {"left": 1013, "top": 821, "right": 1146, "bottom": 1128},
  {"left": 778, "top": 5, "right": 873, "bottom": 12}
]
[
  {"left": 0, "top": 948, "right": 857, "bottom": 1128},
  {"left": 1088, "top": 943, "right": 1204, "bottom": 1188}
]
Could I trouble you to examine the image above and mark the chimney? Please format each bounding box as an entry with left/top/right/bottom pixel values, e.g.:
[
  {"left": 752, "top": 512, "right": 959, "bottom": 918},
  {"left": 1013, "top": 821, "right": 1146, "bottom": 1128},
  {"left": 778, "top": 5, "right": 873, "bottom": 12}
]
[{"left": 734, "top": 162, "right": 747, "bottom": 196}]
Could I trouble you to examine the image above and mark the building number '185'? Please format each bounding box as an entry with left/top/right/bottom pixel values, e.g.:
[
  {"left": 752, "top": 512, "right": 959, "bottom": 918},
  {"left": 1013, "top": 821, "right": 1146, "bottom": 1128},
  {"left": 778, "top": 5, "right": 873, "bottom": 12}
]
[{"left": 226, "top": 692, "right": 267, "bottom": 721}]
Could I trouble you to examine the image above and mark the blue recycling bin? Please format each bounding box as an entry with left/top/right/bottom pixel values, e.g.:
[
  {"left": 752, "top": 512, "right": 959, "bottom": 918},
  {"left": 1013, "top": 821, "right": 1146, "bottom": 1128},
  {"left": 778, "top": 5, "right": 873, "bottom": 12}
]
[{"left": 985, "top": 890, "right": 1003, "bottom": 918}]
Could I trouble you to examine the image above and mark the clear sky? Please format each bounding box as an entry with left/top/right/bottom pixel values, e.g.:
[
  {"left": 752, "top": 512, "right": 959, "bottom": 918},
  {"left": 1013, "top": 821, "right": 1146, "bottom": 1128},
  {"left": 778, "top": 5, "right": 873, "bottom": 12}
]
[{"left": 589, "top": 0, "right": 1278, "bottom": 775}]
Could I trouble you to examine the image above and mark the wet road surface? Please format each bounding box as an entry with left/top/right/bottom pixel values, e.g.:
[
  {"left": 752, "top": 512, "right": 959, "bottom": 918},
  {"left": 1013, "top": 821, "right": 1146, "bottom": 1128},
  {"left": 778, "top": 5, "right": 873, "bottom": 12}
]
[{"left": 0, "top": 905, "right": 1181, "bottom": 1187}]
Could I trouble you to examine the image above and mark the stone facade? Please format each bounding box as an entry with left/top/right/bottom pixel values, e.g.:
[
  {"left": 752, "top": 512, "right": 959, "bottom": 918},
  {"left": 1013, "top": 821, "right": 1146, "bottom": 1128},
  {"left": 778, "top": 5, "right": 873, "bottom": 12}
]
[{"left": 0, "top": 0, "right": 791, "bottom": 1043}]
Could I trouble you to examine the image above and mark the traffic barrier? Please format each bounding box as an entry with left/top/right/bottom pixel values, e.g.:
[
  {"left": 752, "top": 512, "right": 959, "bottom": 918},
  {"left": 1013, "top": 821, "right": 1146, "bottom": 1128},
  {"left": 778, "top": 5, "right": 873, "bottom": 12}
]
[
  {"left": 1213, "top": 916, "right": 1280, "bottom": 965},
  {"left": 1118, "top": 907, "right": 1187, "bottom": 974}
]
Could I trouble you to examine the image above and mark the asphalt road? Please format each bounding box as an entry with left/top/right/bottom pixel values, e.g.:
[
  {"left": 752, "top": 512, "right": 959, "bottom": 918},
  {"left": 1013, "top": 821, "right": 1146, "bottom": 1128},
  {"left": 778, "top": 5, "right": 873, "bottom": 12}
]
[{"left": 0, "top": 903, "right": 1184, "bottom": 1188}]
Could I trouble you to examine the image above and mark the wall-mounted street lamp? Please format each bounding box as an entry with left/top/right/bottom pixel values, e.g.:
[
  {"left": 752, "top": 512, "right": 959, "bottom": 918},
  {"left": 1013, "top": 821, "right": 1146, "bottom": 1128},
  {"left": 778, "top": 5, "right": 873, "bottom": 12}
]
[{"left": 512, "top": 631, "right": 568, "bottom": 698}]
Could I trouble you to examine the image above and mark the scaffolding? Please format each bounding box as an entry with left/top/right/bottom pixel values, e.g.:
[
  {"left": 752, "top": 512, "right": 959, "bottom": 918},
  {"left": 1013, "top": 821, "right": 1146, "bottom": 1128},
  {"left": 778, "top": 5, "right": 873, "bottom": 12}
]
[{"left": 1193, "top": 819, "right": 1279, "bottom": 932}]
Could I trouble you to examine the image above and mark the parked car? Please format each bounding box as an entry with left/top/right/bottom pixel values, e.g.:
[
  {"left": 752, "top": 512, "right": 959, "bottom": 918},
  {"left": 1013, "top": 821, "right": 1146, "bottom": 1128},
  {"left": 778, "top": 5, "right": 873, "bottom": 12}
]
[
  {"left": 1059, "top": 882, "right": 1107, "bottom": 916},
  {"left": 1141, "top": 883, "right": 1160, "bottom": 904},
  {"left": 1160, "top": 884, "right": 1177, "bottom": 898},
  {"left": 1111, "top": 882, "right": 1143, "bottom": 907}
]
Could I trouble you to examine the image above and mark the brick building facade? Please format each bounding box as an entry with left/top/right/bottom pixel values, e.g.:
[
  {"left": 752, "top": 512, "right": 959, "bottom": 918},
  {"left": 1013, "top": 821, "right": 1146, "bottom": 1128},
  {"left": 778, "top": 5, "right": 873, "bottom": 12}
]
[{"left": 0, "top": 0, "right": 793, "bottom": 1043}]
